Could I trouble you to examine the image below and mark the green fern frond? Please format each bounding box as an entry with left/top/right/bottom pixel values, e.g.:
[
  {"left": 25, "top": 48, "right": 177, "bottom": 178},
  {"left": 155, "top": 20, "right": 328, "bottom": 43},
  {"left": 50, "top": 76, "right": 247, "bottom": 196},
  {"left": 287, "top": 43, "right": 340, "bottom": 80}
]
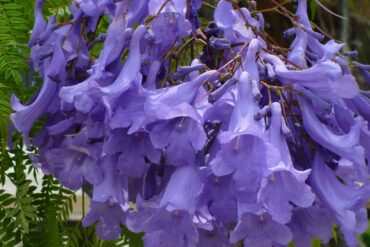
[
  {"left": 0, "top": 1, "right": 31, "bottom": 86},
  {"left": 0, "top": 189, "right": 22, "bottom": 247},
  {"left": 44, "top": 0, "right": 72, "bottom": 21}
]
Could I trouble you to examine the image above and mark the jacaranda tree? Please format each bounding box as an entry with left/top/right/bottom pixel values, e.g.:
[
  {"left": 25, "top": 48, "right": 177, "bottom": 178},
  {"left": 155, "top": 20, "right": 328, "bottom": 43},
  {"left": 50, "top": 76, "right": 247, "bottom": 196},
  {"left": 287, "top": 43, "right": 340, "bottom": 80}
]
[{"left": 3, "top": 0, "right": 370, "bottom": 246}]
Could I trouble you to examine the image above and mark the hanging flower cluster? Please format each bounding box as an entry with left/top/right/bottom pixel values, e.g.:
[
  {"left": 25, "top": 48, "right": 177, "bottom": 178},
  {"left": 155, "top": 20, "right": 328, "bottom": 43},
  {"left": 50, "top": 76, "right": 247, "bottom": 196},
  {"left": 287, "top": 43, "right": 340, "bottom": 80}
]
[{"left": 11, "top": 0, "right": 370, "bottom": 246}]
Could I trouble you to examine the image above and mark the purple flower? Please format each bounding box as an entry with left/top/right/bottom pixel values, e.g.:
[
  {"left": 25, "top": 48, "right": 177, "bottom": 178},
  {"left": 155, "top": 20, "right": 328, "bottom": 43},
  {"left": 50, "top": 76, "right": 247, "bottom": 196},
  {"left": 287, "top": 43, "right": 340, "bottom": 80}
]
[
  {"left": 258, "top": 167, "right": 315, "bottom": 224},
  {"left": 199, "top": 170, "right": 237, "bottom": 224},
  {"left": 204, "top": 91, "right": 235, "bottom": 130},
  {"left": 144, "top": 70, "right": 219, "bottom": 121},
  {"left": 11, "top": 78, "right": 57, "bottom": 146},
  {"left": 197, "top": 223, "right": 231, "bottom": 247},
  {"left": 278, "top": 60, "right": 359, "bottom": 99},
  {"left": 257, "top": 103, "right": 314, "bottom": 224},
  {"left": 210, "top": 131, "right": 269, "bottom": 179},
  {"left": 262, "top": 51, "right": 360, "bottom": 99},
  {"left": 209, "top": 37, "right": 231, "bottom": 50},
  {"left": 128, "top": 165, "right": 203, "bottom": 246},
  {"left": 126, "top": 0, "right": 149, "bottom": 27},
  {"left": 356, "top": 63, "right": 370, "bottom": 86},
  {"left": 144, "top": 70, "right": 218, "bottom": 166},
  {"left": 36, "top": 16, "right": 57, "bottom": 45},
  {"left": 75, "top": 0, "right": 114, "bottom": 32},
  {"left": 44, "top": 130, "right": 103, "bottom": 190},
  {"left": 214, "top": 0, "right": 258, "bottom": 42},
  {"left": 28, "top": 0, "right": 46, "bottom": 47},
  {"left": 103, "top": 129, "right": 160, "bottom": 177},
  {"left": 208, "top": 77, "right": 237, "bottom": 103},
  {"left": 230, "top": 212, "right": 292, "bottom": 247},
  {"left": 227, "top": 72, "right": 264, "bottom": 134},
  {"left": 347, "top": 93, "right": 370, "bottom": 123},
  {"left": 172, "top": 64, "right": 206, "bottom": 81},
  {"left": 90, "top": 7, "right": 131, "bottom": 77},
  {"left": 14, "top": 0, "right": 370, "bottom": 243},
  {"left": 149, "top": 117, "right": 206, "bottom": 166},
  {"left": 108, "top": 80, "right": 149, "bottom": 134},
  {"left": 160, "top": 165, "right": 202, "bottom": 213},
  {"left": 299, "top": 98, "right": 366, "bottom": 177},
  {"left": 289, "top": 205, "right": 334, "bottom": 247},
  {"left": 83, "top": 198, "right": 127, "bottom": 240},
  {"left": 59, "top": 25, "right": 148, "bottom": 113},
  {"left": 101, "top": 24, "right": 146, "bottom": 95},
  {"left": 83, "top": 155, "right": 128, "bottom": 240},
  {"left": 46, "top": 36, "right": 66, "bottom": 82},
  {"left": 309, "top": 152, "right": 369, "bottom": 235}
]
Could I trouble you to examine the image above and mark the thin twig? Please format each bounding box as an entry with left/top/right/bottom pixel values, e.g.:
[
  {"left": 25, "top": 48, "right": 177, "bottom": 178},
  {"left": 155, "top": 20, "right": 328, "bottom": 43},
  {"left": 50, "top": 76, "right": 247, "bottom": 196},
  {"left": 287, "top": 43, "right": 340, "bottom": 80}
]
[
  {"left": 251, "top": 0, "right": 292, "bottom": 15},
  {"left": 315, "top": 0, "right": 346, "bottom": 20},
  {"left": 217, "top": 42, "right": 249, "bottom": 72},
  {"left": 201, "top": 1, "right": 215, "bottom": 9}
]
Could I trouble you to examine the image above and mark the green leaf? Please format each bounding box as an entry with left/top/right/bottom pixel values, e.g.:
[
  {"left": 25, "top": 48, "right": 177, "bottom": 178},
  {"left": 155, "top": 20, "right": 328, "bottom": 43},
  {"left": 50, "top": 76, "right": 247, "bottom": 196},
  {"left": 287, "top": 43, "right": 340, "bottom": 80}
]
[
  {"left": 332, "top": 225, "right": 338, "bottom": 244},
  {"left": 312, "top": 237, "right": 321, "bottom": 247},
  {"left": 288, "top": 241, "right": 295, "bottom": 247},
  {"left": 309, "top": 0, "right": 317, "bottom": 20}
]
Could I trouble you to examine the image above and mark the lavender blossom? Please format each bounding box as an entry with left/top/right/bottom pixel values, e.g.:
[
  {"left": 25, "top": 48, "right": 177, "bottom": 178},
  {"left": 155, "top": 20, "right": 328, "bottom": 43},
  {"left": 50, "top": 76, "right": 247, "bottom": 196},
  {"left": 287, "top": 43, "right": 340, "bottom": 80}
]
[{"left": 11, "top": 0, "right": 370, "bottom": 245}]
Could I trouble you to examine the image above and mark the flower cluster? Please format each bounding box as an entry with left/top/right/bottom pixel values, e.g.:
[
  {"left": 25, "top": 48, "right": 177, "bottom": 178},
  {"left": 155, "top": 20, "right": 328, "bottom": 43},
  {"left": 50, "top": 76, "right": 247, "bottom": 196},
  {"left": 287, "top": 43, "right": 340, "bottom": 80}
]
[{"left": 11, "top": 0, "right": 370, "bottom": 246}]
